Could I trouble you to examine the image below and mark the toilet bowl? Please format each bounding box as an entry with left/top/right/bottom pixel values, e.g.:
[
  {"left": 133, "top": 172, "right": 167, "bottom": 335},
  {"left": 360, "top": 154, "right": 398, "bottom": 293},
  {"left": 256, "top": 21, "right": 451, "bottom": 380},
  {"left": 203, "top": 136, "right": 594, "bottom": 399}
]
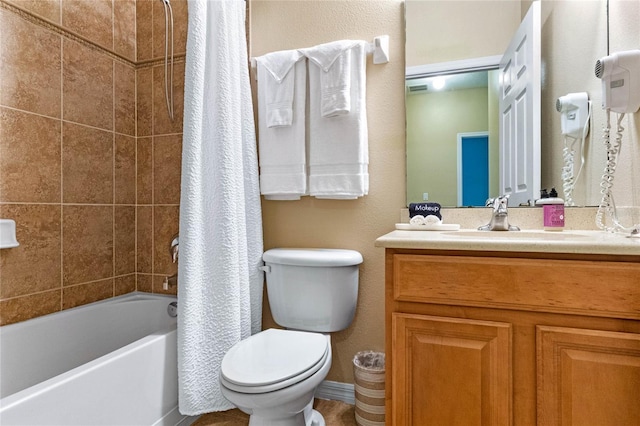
[
  {"left": 219, "top": 248, "right": 363, "bottom": 426},
  {"left": 220, "top": 329, "right": 332, "bottom": 425}
]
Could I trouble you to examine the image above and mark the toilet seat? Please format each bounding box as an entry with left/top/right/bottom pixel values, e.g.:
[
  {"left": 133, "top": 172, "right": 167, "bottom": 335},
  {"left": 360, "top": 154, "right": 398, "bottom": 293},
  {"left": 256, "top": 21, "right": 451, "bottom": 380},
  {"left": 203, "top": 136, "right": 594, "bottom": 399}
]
[{"left": 220, "top": 329, "right": 330, "bottom": 394}]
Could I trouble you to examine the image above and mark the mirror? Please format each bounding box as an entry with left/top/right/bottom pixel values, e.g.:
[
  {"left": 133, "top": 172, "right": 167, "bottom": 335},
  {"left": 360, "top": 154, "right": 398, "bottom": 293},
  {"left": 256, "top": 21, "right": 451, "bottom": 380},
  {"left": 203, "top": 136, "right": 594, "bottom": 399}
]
[
  {"left": 406, "top": 68, "right": 500, "bottom": 207},
  {"left": 405, "top": 0, "right": 609, "bottom": 207}
]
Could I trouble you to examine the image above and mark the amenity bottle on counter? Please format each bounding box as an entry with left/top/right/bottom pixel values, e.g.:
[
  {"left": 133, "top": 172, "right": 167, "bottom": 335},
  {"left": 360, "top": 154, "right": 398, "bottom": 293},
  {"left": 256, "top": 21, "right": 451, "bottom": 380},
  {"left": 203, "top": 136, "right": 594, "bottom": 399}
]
[{"left": 535, "top": 188, "right": 565, "bottom": 231}]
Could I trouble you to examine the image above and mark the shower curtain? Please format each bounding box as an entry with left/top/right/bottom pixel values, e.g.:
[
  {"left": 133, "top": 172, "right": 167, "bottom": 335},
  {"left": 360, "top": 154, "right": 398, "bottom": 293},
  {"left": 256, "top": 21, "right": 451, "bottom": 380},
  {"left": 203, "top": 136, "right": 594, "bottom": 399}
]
[{"left": 177, "top": 0, "right": 263, "bottom": 415}]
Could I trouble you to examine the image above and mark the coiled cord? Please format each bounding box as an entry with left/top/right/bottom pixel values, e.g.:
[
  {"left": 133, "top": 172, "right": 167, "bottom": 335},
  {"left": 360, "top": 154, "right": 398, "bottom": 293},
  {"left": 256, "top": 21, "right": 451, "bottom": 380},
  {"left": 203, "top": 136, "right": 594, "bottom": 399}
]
[
  {"left": 595, "top": 111, "right": 639, "bottom": 233},
  {"left": 561, "top": 102, "right": 591, "bottom": 207},
  {"left": 561, "top": 140, "right": 577, "bottom": 206}
]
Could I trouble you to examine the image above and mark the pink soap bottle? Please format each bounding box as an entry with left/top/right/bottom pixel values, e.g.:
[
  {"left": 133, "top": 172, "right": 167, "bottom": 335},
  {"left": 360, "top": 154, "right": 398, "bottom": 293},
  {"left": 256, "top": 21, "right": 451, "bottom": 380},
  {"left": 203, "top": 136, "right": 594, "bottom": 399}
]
[{"left": 535, "top": 188, "right": 565, "bottom": 231}]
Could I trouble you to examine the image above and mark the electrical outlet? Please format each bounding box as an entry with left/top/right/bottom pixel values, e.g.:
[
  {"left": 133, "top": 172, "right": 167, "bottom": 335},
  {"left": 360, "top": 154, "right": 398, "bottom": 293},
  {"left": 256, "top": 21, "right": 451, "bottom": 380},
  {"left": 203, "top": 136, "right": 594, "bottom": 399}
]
[{"left": 423, "top": 193, "right": 429, "bottom": 201}]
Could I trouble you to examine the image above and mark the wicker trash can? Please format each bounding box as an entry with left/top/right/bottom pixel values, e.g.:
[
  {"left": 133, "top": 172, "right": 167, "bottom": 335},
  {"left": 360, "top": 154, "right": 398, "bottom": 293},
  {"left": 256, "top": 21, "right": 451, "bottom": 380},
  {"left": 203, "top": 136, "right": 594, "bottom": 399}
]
[{"left": 353, "top": 351, "right": 385, "bottom": 426}]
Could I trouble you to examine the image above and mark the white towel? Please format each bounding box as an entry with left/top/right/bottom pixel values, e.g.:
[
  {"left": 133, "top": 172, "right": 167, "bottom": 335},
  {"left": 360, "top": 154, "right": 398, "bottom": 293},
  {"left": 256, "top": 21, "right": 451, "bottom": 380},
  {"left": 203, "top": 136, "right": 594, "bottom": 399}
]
[
  {"left": 302, "top": 40, "right": 369, "bottom": 199},
  {"left": 255, "top": 50, "right": 303, "bottom": 127},
  {"left": 302, "top": 40, "right": 358, "bottom": 117},
  {"left": 256, "top": 52, "right": 307, "bottom": 200}
]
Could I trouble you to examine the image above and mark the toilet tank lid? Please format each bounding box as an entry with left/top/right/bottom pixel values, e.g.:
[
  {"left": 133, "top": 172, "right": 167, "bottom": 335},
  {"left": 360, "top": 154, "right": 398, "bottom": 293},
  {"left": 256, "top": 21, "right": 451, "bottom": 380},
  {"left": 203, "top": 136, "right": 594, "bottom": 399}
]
[{"left": 263, "top": 248, "right": 363, "bottom": 267}]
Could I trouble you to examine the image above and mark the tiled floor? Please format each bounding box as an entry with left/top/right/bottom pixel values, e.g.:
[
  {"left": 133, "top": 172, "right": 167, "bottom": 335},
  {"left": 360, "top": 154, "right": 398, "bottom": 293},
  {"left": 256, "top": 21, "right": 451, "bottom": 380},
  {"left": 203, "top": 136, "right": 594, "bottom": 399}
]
[{"left": 192, "top": 399, "right": 357, "bottom": 425}]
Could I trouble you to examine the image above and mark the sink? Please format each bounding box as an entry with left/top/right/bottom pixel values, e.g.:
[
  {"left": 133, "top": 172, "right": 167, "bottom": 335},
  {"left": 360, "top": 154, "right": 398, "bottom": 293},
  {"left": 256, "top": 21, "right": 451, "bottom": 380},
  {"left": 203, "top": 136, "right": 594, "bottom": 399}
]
[{"left": 442, "top": 230, "right": 589, "bottom": 241}]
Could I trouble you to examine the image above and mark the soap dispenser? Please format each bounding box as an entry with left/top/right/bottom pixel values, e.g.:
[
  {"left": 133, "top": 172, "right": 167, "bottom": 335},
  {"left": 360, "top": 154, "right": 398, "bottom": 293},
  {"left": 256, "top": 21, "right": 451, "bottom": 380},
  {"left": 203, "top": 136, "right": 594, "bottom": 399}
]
[{"left": 535, "top": 188, "right": 565, "bottom": 231}]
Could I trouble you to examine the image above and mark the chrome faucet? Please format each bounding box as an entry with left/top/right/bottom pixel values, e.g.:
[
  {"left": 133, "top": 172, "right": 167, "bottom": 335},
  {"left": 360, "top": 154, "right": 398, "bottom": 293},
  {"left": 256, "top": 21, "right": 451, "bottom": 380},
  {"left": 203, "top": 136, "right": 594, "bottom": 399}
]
[
  {"left": 169, "top": 234, "right": 179, "bottom": 263},
  {"left": 478, "top": 195, "right": 520, "bottom": 231},
  {"left": 164, "top": 234, "right": 179, "bottom": 290}
]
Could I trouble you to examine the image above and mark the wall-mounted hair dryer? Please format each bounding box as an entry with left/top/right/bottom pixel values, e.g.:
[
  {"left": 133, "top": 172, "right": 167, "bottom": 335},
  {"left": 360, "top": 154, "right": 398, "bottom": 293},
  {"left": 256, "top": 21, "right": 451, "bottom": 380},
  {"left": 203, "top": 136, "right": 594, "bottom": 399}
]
[
  {"left": 556, "top": 92, "right": 590, "bottom": 139},
  {"left": 594, "top": 49, "right": 640, "bottom": 113},
  {"left": 594, "top": 50, "right": 640, "bottom": 235}
]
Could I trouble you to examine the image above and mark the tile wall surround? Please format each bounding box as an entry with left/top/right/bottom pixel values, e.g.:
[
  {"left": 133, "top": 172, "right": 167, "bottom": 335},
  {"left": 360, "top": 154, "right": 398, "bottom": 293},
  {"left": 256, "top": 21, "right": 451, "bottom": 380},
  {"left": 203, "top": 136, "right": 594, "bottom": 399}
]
[{"left": 0, "top": 0, "right": 188, "bottom": 326}]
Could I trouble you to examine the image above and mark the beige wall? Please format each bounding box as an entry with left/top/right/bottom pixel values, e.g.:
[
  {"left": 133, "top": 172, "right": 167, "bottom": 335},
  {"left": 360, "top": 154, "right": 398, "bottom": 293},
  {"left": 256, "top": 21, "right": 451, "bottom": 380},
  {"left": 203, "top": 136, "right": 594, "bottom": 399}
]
[
  {"left": 250, "top": 0, "right": 406, "bottom": 383},
  {"left": 0, "top": 0, "right": 188, "bottom": 326},
  {"left": 540, "top": 0, "right": 607, "bottom": 206},
  {"left": 405, "top": 0, "right": 522, "bottom": 66},
  {"left": 542, "top": 0, "right": 640, "bottom": 211}
]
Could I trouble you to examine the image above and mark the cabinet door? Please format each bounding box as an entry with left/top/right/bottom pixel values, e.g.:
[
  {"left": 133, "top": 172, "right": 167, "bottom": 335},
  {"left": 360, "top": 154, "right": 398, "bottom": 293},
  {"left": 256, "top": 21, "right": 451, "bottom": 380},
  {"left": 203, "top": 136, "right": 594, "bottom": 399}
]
[
  {"left": 537, "top": 326, "right": 640, "bottom": 425},
  {"left": 392, "top": 313, "right": 512, "bottom": 426}
]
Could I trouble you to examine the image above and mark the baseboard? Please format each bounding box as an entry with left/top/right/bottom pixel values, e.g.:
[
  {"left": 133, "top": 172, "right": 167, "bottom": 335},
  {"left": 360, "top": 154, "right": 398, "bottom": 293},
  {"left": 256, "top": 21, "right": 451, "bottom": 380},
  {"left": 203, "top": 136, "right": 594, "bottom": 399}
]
[
  {"left": 315, "top": 380, "right": 355, "bottom": 405},
  {"left": 174, "top": 415, "right": 198, "bottom": 426}
]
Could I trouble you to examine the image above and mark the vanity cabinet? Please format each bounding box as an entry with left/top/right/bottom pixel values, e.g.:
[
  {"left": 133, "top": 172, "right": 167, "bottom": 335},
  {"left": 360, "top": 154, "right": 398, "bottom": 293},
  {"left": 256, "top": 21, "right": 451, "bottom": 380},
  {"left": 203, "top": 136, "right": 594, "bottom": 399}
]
[{"left": 384, "top": 249, "right": 640, "bottom": 425}]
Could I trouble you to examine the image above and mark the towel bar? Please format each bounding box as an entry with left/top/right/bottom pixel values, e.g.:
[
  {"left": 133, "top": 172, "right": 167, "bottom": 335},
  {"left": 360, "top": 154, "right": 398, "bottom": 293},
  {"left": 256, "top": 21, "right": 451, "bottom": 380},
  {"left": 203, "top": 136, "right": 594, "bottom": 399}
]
[
  {"left": 367, "top": 35, "right": 390, "bottom": 64},
  {"left": 250, "top": 35, "right": 390, "bottom": 77}
]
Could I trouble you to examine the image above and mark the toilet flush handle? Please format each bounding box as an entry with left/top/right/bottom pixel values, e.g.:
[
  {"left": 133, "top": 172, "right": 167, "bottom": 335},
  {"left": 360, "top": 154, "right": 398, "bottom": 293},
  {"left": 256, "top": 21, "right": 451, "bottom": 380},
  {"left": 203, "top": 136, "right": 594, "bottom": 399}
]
[{"left": 259, "top": 265, "right": 270, "bottom": 273}]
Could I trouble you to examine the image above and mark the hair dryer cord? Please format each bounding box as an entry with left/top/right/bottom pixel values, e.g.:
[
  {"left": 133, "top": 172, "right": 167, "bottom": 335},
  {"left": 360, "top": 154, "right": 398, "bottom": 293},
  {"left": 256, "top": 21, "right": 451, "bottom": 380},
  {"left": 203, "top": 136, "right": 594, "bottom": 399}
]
[{"left": 595, "top": 111, "right": 639, "bottom": 233}]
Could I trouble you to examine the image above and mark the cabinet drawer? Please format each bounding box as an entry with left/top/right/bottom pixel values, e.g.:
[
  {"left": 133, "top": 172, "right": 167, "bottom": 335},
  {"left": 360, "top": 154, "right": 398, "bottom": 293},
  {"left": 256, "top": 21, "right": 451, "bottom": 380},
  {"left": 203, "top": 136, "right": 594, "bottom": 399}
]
[{"left": 393, "top": 254, "right": 640, "bottom": 319}]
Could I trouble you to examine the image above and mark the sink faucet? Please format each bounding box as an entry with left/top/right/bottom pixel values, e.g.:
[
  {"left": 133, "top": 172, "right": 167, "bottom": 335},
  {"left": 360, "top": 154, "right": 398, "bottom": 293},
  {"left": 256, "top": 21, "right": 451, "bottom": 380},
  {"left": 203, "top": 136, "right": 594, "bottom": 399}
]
[{"left": 478, "top": 195, "right": 520, "bottom": 231}]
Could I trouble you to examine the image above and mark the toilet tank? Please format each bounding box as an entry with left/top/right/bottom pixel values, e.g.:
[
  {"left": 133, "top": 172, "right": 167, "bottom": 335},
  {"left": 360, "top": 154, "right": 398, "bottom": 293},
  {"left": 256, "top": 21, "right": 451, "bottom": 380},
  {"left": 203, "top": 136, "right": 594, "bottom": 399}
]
[{"left": 263, "top": 248, "right": 363, "bottom": 333}]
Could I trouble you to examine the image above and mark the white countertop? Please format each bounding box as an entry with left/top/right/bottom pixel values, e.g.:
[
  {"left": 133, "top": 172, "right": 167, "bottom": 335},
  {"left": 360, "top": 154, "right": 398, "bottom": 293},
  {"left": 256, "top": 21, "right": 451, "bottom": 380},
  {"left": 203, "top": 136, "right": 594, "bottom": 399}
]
[{"left": 375, "top": 229, "right": 640, "bottom": 256}]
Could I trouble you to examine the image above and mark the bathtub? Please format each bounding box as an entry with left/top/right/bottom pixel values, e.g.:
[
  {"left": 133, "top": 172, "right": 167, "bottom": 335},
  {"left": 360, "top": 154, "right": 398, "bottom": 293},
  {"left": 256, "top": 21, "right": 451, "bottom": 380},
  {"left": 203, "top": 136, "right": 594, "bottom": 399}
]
[{"left": 0, "top": 292, "right": 194, "bottom": 426}]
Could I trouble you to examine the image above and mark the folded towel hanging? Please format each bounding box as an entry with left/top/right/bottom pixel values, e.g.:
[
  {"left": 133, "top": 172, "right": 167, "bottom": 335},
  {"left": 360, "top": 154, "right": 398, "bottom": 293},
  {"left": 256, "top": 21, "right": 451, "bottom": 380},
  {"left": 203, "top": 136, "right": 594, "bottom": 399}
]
[
  {"left": 250, "top": 36, "right": 389, "bottom": 201},
  {"left": 302, "top": 40, "right": 358, "bottom": 117},
  {"left": 302, "top": 40, "right": 369, "bottom": 199},
  {"left": 255, "top": 50, "right": 304, "bottom": 127},
  {"left": 255, "top": 50, "right": 307, "bottom": 200}
]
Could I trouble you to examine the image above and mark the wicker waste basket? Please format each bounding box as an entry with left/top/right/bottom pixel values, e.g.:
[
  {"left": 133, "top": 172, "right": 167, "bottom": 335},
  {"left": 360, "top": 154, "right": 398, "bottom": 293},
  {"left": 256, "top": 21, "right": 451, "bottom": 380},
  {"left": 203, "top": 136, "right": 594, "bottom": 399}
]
[{"left": 353, "top": 351, "right": 385, "bottom": 426}]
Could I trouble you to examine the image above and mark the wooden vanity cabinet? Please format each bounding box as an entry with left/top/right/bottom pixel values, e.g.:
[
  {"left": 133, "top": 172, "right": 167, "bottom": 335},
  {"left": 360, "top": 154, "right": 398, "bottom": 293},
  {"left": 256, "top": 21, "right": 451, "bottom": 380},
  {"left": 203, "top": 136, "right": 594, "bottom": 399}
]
[{"left": 384, "top": 248, "right": 640, "bottom": 426}]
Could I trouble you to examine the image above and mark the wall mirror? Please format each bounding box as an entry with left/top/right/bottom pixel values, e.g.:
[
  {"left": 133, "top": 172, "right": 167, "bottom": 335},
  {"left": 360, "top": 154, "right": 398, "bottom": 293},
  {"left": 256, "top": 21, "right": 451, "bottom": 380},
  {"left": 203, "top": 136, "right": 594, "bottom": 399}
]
[{"left": 405, "top": 0, "right": 609, "bottom": 208}]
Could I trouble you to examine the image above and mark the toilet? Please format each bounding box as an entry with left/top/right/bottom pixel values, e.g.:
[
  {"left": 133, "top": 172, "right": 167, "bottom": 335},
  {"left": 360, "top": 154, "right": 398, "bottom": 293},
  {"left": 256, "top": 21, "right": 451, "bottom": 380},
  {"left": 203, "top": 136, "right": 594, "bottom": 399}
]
[{"left": 219, "top": 248, "right": 363, "bottom": 426}]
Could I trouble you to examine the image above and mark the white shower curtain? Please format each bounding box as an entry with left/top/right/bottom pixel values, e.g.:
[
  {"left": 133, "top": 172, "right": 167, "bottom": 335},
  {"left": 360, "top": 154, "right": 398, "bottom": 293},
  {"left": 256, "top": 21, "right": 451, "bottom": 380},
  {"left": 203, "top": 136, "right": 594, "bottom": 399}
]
[{"left": 177, "top": 0, "right": 263, "bottom": 415}]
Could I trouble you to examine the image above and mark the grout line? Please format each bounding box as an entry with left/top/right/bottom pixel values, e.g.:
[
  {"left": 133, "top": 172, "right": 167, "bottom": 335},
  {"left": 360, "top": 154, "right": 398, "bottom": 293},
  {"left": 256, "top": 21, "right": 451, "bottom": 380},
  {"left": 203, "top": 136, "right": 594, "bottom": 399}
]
[
  {"left": 0, "top": 105, "right": 58, "bottom": 123},
  {"left": 133, "top": 0, "right": 138, "bottom": 62},
  {"left": 135, "top": 71, "right": 139, "bottom": 292},
  {"left": 113, "top": 56, "right": 117, "bottom": 298},
  {"left": 111, "top": 0, "right": 115, "bottom": 52},
  {"left": 0, "top": 273, "right": 135, "bottom": 303},
  {"left": 0, "top": 288, "right": 63, "bottom": 303},
  {"left": 0, "top": 202, "right": 138, "bottom": 207},
  {"left": 0, "top": 105, "right": 137, "bottom": 137},
  {"left": 151, "top": 58, "right": 156, "bottom": 293},
  {"left": 60, "top": 38, "right": 65, "bottom": 312},
  {"left": 150, "top": 0, "right": 154, "bottom": 64}
]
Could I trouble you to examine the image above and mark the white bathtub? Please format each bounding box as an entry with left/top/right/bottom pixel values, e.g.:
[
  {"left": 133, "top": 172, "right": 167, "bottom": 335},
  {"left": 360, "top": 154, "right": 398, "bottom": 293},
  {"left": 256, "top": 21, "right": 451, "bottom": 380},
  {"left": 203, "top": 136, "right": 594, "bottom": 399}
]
[{"left": 0, "top": 292, "right": 194, "bottom": 426}]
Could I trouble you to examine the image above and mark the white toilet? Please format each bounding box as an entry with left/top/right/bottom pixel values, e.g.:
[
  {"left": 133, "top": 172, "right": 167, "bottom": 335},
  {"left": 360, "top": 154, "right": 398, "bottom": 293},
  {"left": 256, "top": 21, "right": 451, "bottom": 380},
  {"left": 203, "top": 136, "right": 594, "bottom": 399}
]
[{"left": 219, "top": 248, "right": 363, "bottom": 426}]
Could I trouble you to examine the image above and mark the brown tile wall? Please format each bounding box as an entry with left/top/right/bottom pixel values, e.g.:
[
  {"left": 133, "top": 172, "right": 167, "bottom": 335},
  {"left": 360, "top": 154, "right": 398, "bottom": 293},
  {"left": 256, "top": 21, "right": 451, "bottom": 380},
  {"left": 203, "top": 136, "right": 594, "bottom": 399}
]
[
  {"left": 0, "top": 0, "right": 187, "bottom": 326},
  {"left": 135, "top": 0, "right": 186, "bottom": 296}
]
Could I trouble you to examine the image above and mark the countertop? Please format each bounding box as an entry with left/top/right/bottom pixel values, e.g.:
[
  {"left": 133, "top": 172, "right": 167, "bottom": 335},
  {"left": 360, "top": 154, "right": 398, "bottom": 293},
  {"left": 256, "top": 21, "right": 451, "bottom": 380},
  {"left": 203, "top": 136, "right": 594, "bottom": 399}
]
[{"left": 375, "top": 229, "right": 640, "bottom": 256}]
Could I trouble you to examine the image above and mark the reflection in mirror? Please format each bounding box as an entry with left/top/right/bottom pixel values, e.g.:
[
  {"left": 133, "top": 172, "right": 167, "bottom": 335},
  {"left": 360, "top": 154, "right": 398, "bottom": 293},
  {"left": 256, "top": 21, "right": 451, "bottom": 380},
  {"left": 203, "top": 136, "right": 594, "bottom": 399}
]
[
  {"left": 406, "top": 68, "right": 499, "bottom": 207},
  {"left": 405, "top": 0, "right": 609, "bottom": 208},
  {"left": 540, "top": 0, "right": 608, "bottom": 208},
  {"left": 405, "top": 0, "right": 523, "bottom": 207}
]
